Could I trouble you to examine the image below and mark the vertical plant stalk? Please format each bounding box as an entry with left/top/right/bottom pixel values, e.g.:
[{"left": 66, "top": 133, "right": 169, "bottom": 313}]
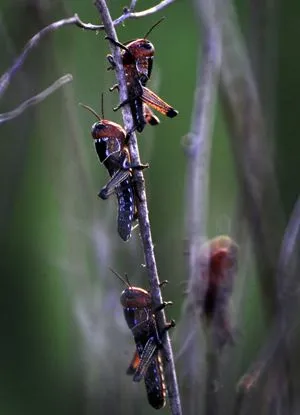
[
  {"left": 248, "top": 0, "right": 278, "bottom": 144},
  {"left": 182, "top": 0, "right": 222, "bottom": 413},
  {"left": 219, "top": 4, "right": 287, "bottom": 411},
  {"left": 186, "top": 0, "right": 222, "bottom": 302},
  {"left": 93, "top": 1, "right": 182, "bottom": 414},
  {"left": 219, "top": 0, "right": 284, "bottom": 315}
]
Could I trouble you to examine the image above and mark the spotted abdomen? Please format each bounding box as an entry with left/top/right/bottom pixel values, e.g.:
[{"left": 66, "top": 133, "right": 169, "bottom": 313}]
[
  {"left": 116, "top": 178, "right": 135, "bottom": 241},
  {"left": 133, "top": 342, "right": 166, "bottom": 410},
  {"left": 131, "top": 100, "right": 146, "bottom": 132},
  {"left": 144, "top": 351, "right": 166, "bottom": 410}
]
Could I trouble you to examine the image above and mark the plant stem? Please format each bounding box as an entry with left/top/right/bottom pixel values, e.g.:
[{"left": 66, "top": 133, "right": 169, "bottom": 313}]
[
  {"left": 180, "top": 0, "right": 222, "bottom": 413},
  {"left": 93, "top": 1, "right": 182, "bottom": 414}
]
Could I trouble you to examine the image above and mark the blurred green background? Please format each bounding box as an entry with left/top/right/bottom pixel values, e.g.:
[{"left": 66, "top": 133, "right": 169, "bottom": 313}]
[{"left": 0, "top": 0, "right": 299, "bottom": 414}]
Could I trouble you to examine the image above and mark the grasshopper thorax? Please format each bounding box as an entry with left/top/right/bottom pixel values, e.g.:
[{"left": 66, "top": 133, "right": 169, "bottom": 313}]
[
  {"left": 126, "top": 39, "right": 155, "bottom": 82},
  {"left": 120, "top": 287, "right": 152, "bottom": 309},
  {"left": 126, "top": 39, "right": 155, "bottom": 58},
  {"left": 91, "top": 120, "right": 126, "bottom": 142},
  {"left": 210, "top": 248, "right": 234, "bottom": 280},
  {"left": 199, "top": 235, "right": 238, "bottom": 290},
  {"left": 208, "top": 236, "right": 238, "bottom": 278}
]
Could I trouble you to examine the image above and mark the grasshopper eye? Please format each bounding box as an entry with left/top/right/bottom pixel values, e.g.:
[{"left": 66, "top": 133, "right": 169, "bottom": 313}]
[
  {"left": 140, "top": 41, "right": 154, "bottom": 51},
  {"left": 91, "top": 122, "right": 106, "bottom": 139},
  {"left": 141, "top": 42, "right": 153, "bottom": 50}
]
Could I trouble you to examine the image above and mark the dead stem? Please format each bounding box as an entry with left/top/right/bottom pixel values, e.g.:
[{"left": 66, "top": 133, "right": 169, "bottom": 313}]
[{"left": 93, "top": 1, "right": 182, "bottom": 414}]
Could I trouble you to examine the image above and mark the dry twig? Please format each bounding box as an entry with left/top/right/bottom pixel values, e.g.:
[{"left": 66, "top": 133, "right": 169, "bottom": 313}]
[
  {"left": 0, "top": 1, "right": 175, "bottom": 121},
  {"left": 78, "top": 0, "right": 176, "bottom": 30},
  {"left": 93, "top": 0, "right": 182, "bottom": 414},
  {"left": 0, "top": 16, "right": 79, "bottom": 98},
  {"left": 0, "top": 74, "right": 72, "bottom": 124}
]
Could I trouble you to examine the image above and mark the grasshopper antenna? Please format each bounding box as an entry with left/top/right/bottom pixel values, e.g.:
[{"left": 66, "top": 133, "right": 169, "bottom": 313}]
[
  {"left": 109, "top": 267, "right": 131, "bottom": 287},
  {"left": 79, "top": 103, "right": 101, "bottom": 121},
  {"left": 105, "top": 36, "right": 131, "bottom": 54},
  {"left": 143, "top": 17, "right": 165, "bottom": 39},
  {"left": 101, "top": 93, "right": 105, "bottom": 120}
]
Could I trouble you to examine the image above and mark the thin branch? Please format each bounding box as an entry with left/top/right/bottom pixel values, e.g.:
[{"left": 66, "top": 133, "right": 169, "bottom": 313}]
[
  {"left": 78, "top": 0, "right": 176, "bottom": 30},
  {"left": 179, "top": 0, "right": 222, "bottom": 413},
  {"left": 122, "top": 0, "right": 176, "bottom": 18},
  {"left": 61, "top": 1, "right": 176, "bottom": 34},
  {"left": 0, "top": 74, "right": 73, "bottom": 124},
  {"left": 128, "top": 0, "right": 138, "bottom": 12},
  {"left": 0, "top": 1, "right": 175, "bottom": 98},
  {"left": 84, "top": 0, "right": 176, "bottom": 30},
  {"left": 93, "top": 1, "right": 182, "bottom": 414},
  {"left": 0, "top": 16, "right": 78, "bottom": 98},
  {"left": 78, "top": 0, "right": 175, "bottom": 30},
  {"left": 0, "top": 12, "right": 104, "bottom": 98}
]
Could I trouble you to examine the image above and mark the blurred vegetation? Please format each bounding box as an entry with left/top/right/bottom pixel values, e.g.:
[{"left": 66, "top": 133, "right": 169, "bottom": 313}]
[{"left": 0, "top": 0, "right": 300, "bottom": 414}]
